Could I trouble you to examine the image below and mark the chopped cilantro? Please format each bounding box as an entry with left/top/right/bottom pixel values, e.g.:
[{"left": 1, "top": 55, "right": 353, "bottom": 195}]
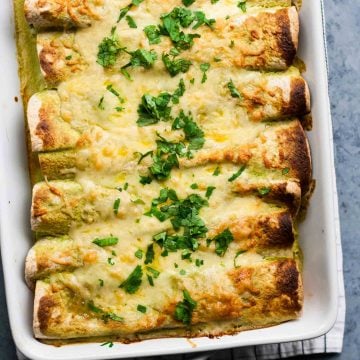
[
  {"left": 137, "top": 92, "right": 172, "bottom": 126},
  {"left": 258, "top": 187, "right": 271, "bottom": 196},
  {"left": 135, "top": 249, "right": 143, "bottom": 259},
  {"left": 172, "top": 110, "right": 205, "bottom": 150},
  {"left": 106, "top": 84, "right": 125, "bottom": 102},
  {"left": 228, "top": 165, "right": 246, "bottom": 182},
  {"left": 124, "top": 182, "right": 129, "bottom": 190},
  {"left": 137, "top": 304, "right": 147, "bottom": 313},
  {"left": 282, "top": 167, "right": 290, "bottom": 175},
  {"left": 97, "top": 27, "right": 123, "bottom": 67},
  {"left": 117, "top": 5, "right": 131, "bottom": 23},
  {"left": 124, "top": 49, "right": 158, "bottom": 69},
  {"left": 137, "top": 150, "right": 153, "bottom": 164},
  {"left": 213, "top": 57, "right": 221, "bottom": 62},
  {"left": 205, "top": 186, "right": 216, "bottom": 199},
  {"left": 147, "top": 274, "right": 154, "bottom": 286},
  {"left": 144, "top": 244, "right": 155, "bottom": 264},
  {"left": 229, "top": 40, "right": 235, "bottom": 48},
  {"left": 119, "top": 265, "right": 143, "bottom": 294},
  {"left": 132, "top": 198, "right": 145, "bottom": 205},
  {"left": 200, "top": 63, "right": 210, "bottom": 83},
  {"left": 209, "top": 228, "right": 234, "bottom": 256},
  {"left": 113, "top": 198, "right": 121, "bottom": 215},
  {"left": 227, "top": 79, "right": 241, "bottom": 98},
  {"left": 162, "top": 53, "right": 192, "bottom": 77},
  {"left": 172, "top": 79, "right": 186, "bottom": 104},
  {"left": 98, "top": 279, "right": 104, "bottom": 287},
  {"left": 93, "top": 237, "right": 118, "bottom": 247},
  {"left": 159, "top": 7, "right": 211, "bottom": 50},
  {"left": 211, "top": 0, "right": 220, "bottom": 3},
  {"left": 234, "top": 250, "right": 247, "bottom": 268},
  {"left": 213, "top": 166, "right": 221, "bottom": 176},
  {"left": 174, "top": 290, "right": 197, "bottom": 325},
  {"left": 190, "top": 78, "right": 195, "bottom": 84},
  {"left": 179, "top": 269, "right": 186, "bottom": 275},
  {"left": 144, "top": 25, "right": 161, "bottom": 44},
  {"left": 139, "top": 175, "right": 153, "bottom": 185},
  {"left": 146, "top": 266, "right": 160, "bottom": 278},
  {"left": 149, "top": 190, "right": 208, "bottom": 254},
  {"left": 126, "top": 15, "right": 137, "bottom": 28},
  {"left": 87, "top": 301, "right": 124, "bottom": 323},
  {"left": 195, "top": 258, "right": 204, "bottom": 267},
  {"left": 101, "top": 341, "right": 114, "bottom": 348},
  {"left": 192, "top": 11, "right": 215, "bottom": 30},
  {"left": 190, "top": 183, "right": 198, "bottom": 189},
  {"left": 237, "top": 1, "right": 247, "bottom": 12},
  {"left": 107, "top": 257, "right": 115, "bottom": 265},
  {"left": 98, "top": 96, "right": 105, "bottom": 110},
  {"left": 120, "top": 68, "right": 132, "bottom": 81},
  {"left": 182, "top": 0, "right": 195, "bottom": 6},
  {"left": 117, "top": 0, "right": 144, "bottom": 23}
]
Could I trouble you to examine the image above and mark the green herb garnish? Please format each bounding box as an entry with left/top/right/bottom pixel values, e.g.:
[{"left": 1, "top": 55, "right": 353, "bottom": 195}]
[
  {"left": 205, "top": 186, "right": 216, "bottom": 199},
  {"left": 97, "top": 27, "right": 123, "bottom": 67},
  {"left": 174, "top": 290, "right": 197, "bottom": 325},
  {"left": 237, "top": 1, "right": 247, "bottom": 12},
  {"left": 228, "top": 165, "right": 246, "bottom": 182},
  {"left": 93, "top": 237, "right": 119, "bottom": 247},
  {"left": 208, "top": 228, "right": 234, "bottom": 256},
  {"left": 234, "top": 250, "right": 247, "bottom": 267},
  {"left": 126, "top": 15, "right": 137, "bottom": 28},
  {"left": 258, "top": 187, "right": 271, "bottom": 196},
  {"left": 144, "top": 25, "right": 161, "bottom": 44},
  {"left": 113, "top": 198, "right": 121, "bottom": 215},
  {"left": 135, "top": 249, "right": 143, "bottom": 259},
  {"left": 162, "top": 53, "right": 192, "bottom": 77},
  {"left": 227, "top": 79, "right": 241, "bottom": 98},
  {"left": 144, "top": 244, "right": 155, "bottom": 264},
  {"left": 200, "top": 63, "right": 210, "bottom": 83},
  {"left": 137, "top": 304, "right": 147, "bottom": 313},
  {"left": 119, "top": 265, "right": 143, "bottom": 294}
]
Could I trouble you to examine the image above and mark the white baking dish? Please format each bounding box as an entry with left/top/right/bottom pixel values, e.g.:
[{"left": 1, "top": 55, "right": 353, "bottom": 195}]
[{"left": 0, "top": 1, "right": 339, "bottom": 359}]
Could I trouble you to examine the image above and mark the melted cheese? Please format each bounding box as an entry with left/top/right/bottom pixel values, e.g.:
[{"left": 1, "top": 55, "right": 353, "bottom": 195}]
[{"left": 23, "top": 0, "right": 308, "bottom": 339}]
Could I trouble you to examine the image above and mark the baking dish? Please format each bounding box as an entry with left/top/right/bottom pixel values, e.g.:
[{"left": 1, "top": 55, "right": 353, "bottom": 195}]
[{"left": 0, "top": 0, "right": 339, "bottom": 359}]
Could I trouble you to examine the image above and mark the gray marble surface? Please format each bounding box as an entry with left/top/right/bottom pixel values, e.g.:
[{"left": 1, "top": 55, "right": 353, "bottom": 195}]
[{"left": 1, "top": 0, "right": 359, "bottom": 359}]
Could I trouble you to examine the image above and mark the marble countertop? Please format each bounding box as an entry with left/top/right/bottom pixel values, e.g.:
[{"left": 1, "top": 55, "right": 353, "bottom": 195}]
[{"left": 1, "top": 0, "right": 359, "bottom": 359}]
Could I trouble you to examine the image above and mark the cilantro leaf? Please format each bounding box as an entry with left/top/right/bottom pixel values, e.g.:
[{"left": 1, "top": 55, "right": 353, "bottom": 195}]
[
  {"left": 144, "top": 25, "right": 161, "bottom": 44},
  {"left": 237, "top": 1, "right": 247, "bottom": 12},
  {"left": 258, "top": 187, "right": 271, "bottom": 196},
  {"left": 137, "top": 304, "right": 147, "bottom": 313},
  {"left": 119, "top": 265, "right": 143, "bottom": 294},
  {"left": 172, "top": 79, "right": 186, "bottom": 104},
  {"left": 227, "top": 79, "right": 241, "bottom": 98},
  {"left": 162, "top": 53, "right": 192, "bottom": 77},
  {"left": 172, "top": 111, "right": 205, "bottom": 150},
  {"left": 137, "top": 92, "right": 172, "bottom": 126},
  {"left": 92, "top": 237, "right": 118, "bottom": 247},
  {"left": 97, "top": 27, "right": 123, "bottom": 67},
  {"left": 113, "top": 198, "right": 121, "bottom": 215},
  {"left": 200, "top": 63, "right": 210, "bottom": 83},
  {"left": 228, "top": 165, "right": 246, "bottom": 182},
  {"left": 192, "top": 11, "right": 215, "bottom": 30},
  {"left": 213, "top": 166, "right": 221, "bottom": 176},
  {"left": 174, "top": 290, "right": 197, "bottom": 325},
  {"left": 211, "top": 228, "right": 234, "bottom": 256},
  {"left": 125, "top": 49, "right": 158, "bottom": 69},
  {"left": 182, "top": 0, "right": 196, "bottom": 6},
  {"left": 144, "top": 243, "right": 155, "bottom": 264},
  {"left": 126, "top": 15, "right": 137, "bottom": 28},
  {"left": 205, "top": 186, "right": 216, "bottom": 199}
]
